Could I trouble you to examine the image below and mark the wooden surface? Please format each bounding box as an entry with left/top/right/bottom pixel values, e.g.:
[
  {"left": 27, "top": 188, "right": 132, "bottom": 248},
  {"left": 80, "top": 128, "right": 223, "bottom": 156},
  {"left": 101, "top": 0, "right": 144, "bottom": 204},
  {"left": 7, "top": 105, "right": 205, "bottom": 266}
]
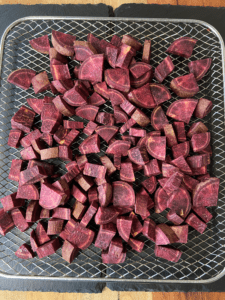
[{"left": 0, "top": 0, "right": 225, "bottom": 299}]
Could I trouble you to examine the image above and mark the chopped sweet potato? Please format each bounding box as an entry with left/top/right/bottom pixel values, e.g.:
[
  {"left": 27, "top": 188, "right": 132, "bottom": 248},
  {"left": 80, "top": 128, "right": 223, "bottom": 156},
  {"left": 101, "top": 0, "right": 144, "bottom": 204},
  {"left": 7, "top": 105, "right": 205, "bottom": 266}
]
[
  {"left": 170, "top": 74, "right": 199, "bottom": 98},
  {"left": 194, "top": 98, "right": 213, "bottom": 119},
  {"left": 15, "top": 244, "right": 34, "bottom": 259},
  {"left": 185, "top": 213, "right": 207, "bottom": 234},
  {"left": 105, "top": 68, "right": 130, "bottom": 93},
  {"left": 150, "top": 83, "right": 171, "bottom": 106},
  {"left": 155, "top": 245, "right": 182, "bottom": 262},
  {"left": 167, "top": 186, "right": 191, "bottom": 218},
  {"left": 112, "top": 181, "right": 135, "bottom": 207},
  {"left": 167, "top": 98, "right": 198, "bottom": 124},
  {"left": 188, "top": 58, "right": 212, "bottom": 81},
  {"left": 172, "top": 141, "right": 190, "bottom": 159},
  {"left": 151, "top": 106, "right": 169, "bottom": 131},
  {"left": 173, "top": 122, "right": 186, "bottom": 142},
  {"left": 155, "top": 56, "right": 175, "bottom": 83},
  {"left": 146, "top": 136, "right": 166, "bottom": 161},
  {"left": 193, "top": 177, "right": 220, "bottom": 207},
  {"left": 166, "top": 36, "right": 197, "bottom": 58},
  {"left": 144, "top": 159, "right": 161, "bottom": 177},
  {"left": 154, "top": 187, "right": 169, "bottom": 213},
  {"left": 155, "top": 223, "right": 179, "bottom": 245},
  {"left": 11, "top": 208, "right": 30, "bottom": 232},
  {"left": 117, "top": 216, "right": 132, "bottom": 242},
  {"left": 26, "top": 201, "right": 41, "bottom": 222},
  {"left": 37, "top": 238, "right": 61, "bottom": 259},
  {"left": 95, "top": 206, "right": 120, "bottom": 225},
  {"left": 62, "top": 240, "right": 79, "bottom": 263},
  {"left": 7, "top": 69, "right": 36, "bottom": 90},
  {"left": 95, "top": 223, "right": 116, "bottom": 249},
  {"left": 166, "top": 211, "right": 183, "bottom": 225},
  {"left": 1, "top": 193, "right": 25, "bottom": 212},
  {"left": 52, "top": 30, "right": 76, "bottom": 56}
]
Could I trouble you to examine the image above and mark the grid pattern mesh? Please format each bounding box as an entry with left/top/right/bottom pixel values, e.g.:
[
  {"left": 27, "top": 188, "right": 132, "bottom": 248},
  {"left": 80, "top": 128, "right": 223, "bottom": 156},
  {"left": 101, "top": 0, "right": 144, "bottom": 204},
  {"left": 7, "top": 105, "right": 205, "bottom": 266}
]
[{"left": 0, "top": 18, "right": 224, "bottom": 281}]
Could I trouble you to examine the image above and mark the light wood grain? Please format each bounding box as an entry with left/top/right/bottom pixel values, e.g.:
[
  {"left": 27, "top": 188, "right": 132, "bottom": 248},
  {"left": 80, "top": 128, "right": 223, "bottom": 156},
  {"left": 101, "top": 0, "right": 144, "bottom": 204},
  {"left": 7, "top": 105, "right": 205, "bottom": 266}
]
[
  {"left": 147, "top": 0, "right": 177, "bottom": 4},
  {"left": 152, "top": 292, "right": 225, "bottom": 300},
  {"left": 178, "top": 0, "right": 224, "bottom": 6},
  {"left": 119, "top": 290, "right": 153, "bottom": 300}
]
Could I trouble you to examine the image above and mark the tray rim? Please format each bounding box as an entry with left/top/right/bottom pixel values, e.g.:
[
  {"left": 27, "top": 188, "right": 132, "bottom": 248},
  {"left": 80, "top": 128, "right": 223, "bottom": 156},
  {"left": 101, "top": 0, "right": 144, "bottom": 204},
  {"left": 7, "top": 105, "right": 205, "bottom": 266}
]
[{"left": 0, "top": 16, "right": 225, "bottom": 284}]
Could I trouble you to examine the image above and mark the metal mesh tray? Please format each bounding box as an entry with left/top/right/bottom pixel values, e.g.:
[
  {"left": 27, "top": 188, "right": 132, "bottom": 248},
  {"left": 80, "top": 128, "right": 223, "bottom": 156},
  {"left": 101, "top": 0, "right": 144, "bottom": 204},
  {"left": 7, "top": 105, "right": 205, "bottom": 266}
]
[{"left": 0, "top": 17, "right": 225, "bottom": 284}]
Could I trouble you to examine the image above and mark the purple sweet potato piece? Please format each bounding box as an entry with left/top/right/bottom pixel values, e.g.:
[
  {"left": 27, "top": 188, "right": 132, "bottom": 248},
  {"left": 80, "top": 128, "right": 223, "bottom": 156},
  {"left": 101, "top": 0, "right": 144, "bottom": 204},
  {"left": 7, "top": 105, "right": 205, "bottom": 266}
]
[
  {"left": 96, "top": 112, "right": 114, "bottom": 126},
  {"left": 151, "top": 106, "right": 169, "bottom": 131},
  {"left": 187, "top": 121, "right": 208, "bottom": 139},
  {"left": 106, "top": 46, "right": 118, "bottom": 68},
  {"left": 188, "top": 58, "right": 212, "bottom": 81},
  {"left": 158, "top": 178, "right": 168, "bottom": 188},
  {"left": 52, "top": 79, "right": 74, "bottom": 93},
  {"left": 163, "top": 171, "right": 184, "bottom": 195},
  {"left": 92, "top": 83, "right": 108, "bottom": 101},
  {"left": 11, "top": 208, "right": 30, "bottom": 232},
  {"left": 173, "top": 122, "right": 186, "bottom": 142},
  {"left": 141, "top": 176, "right": 157, "bottom": 194},
  {"left": 20, "top": 145, "right": 39, "bottom": 160},
  {"left": 32, "top": 71, "right": 50, "bottom": 94},
  {"left": 112, "top": 181, "right": 135, "bottom": 207},
  {"left": 0, "top": 209, "right": 14, "bottom": 235},
  {"left": 16, "top": 183, "right": 39, "bottom": 200},
  {"left": 35, "top": 221, "right": 50, "bottom": 245},
  {"left": 52, "top": 95, "right": 74, "bottom": 117},
  {"left": 193, "top": 177, "right": 220, "bottom": 207},
  {"left": 191, "top": 132, "right": 210, "bottom": 152},
  {"left": 108, "top": 91, "right": 125, "bottom": 109},
  {"left": 108, "top": 237, "right": 123, "bottom": 258},
  {"left": 183, "top": 174, "right": 199, "bottom": 192},
  {"left": 31, "top": 138, "right": 46, "bottom": 154},
  {"left": 129, "top": 211, "right": 142, "bottom": 237},
  {"left": 75, "top": 173, "right": 94, "bottom": 191},
  {"left": 120, "top": 101, "right": 136, "bottom": 118},
  {"left": 106, "top": 140, "right": 130, "bottom": 157},
  {"left": 146, "top": 136, "right": 166, "bottom": 161},
  {"left": 12, "top": 105, "right": 36, "bottom": 133},
  {"left": 167, "top": 186, "right": 191, "bottom": 218},
  {"left": 83, "top": 163, "right": 106, "bottom": 179},
  {"left": 62, "top": 240, "right": 79, "bottom": 263},
  {"left": 63, "top": 85, "right": 87, "bottom": 107},
  {"left": 105, "top": 68, "right": 130, "bottom": 93},
  {"left": 7, "top": 68, "right": 36, "bottom": 90},
  {"left": 110, "top": 34, "right": 122, "bottom": 48},
  {"left": 142, "top": 39, "right": 151, "bottom": 63},
  {"left": 95, "top": 222, "right": 116, "bottom": 249},
  {"left": 186, "top": 154, "right": 210, "bottom": 169},
  {"left": 113, "top": 155, "right": 121, "bottom": 171},
  {"left": 122, "top": 35, "right": 142, "bottom": 51},
  {"left": 191, "top": 166, "right": 208, "bottom": 176},
  {"left": 98, "top": 183, "right": 112, "bottom": 207},
  {"left": 161, "top": 163, "right": 179, "bottom": 177},
  {"left": 95, "top": 126, "right": 118, "bottom": 144},
  {"left": 0, "top": 192, "right": 24, "bottom": 213},
  {"left": 88, "top": 186, "right": 98, "bottom": 204},
  {"left": 102, "top": 246, "right": 127, "bottom": 264},
  {"left": 128, "top": 146, "right": 149, "bottom": 166},
  {"left": 67, "top": 222, "right": 95, "bottom": 250},
  {"left": 76, "top": 105, "right": 99, "bottom": 122},
  {"left": 117, "top": 216, "right": 132, "bottom": 242},
  {"left": 135, "top": 192, "right": 150, "bottom": 219},
  {"left": 197, "top": 173, "right": 211, "bottom": 182},
  {"left": 15, "top": 244, "right": 34, "bottom": 259},
  {"left": 155, "top": 223, "right": 179, "bottom": 245},
  {"left": 166, "top": 36, "right": 197, "bottom": 58},
  {"left": 8, "top": 129, "right": 23, "bottom": 148},
  {"left": 78, "top": 54, "right": 104, "bottom": 83},
  {"left": 8, "top": 159, "right": 23, "bottom": 182},
  {"left": 64, "top": 120, "right": 84, "bottom": 130},
  {"left": 40, "top": 208, "right": 51, "bottom": 219},
  {"left": 170, "top": 74, "right": 199, "bottom": 98},
  {"left": 171, "top": 156, "right": 192, "bottom": 174},
  {"left": 95, "top": 206, "right": 120, "bottom": 225},
  {"left": 41, "top": 102, "right": 62, "bottom": 123},
  {"left": 130, "top": 70, "right": 153, "bottom": 88},
  {"left": 122, "top": 135, "right": 137, "bottom": 146},
  {"left": 116, "top": 44, "right": 135, "bottom": 69},
  {"left": 114, "top": 106, "right": 128, "bottom": 124},
  {"left": 167, "top": 99, "right": 198, "bottom": 124},
  {"left": 52, "top": 30, "right": 76, "bottom": 56},
  {"left": 128, "top": 237, "right": 144, "bottom": 252},
  {"left": 171, "top": 225, "right": 189, "bottom": 244},
  {"left": 26, "top": 201, "right": 41, "bottom": 222},
  {"left": 27, "top": 98, "right": 44, "bottom": 115},
  {"left": 142, "top": 218, "right": 156, "bottom": 242},
  {"left": 47, "top": 218, "right": 64, "bottom": 235},
  {"left": 74, "top": 41, "right": 97, "bottom": 61},
  {"left": 194, "top": 98, "right": 213, "bottom": 119},
  {"left": 28, "top": 160, "right": 54, "bottom": 176},
  {"left": 58, "top": 145, "right": 73, "bottom": 161},
  {"left": 87, "top": 33, "right": 101, "bottom": 53},
  {"left": 130, "top": 62, "right": 152, "bottom": 79},
  {"left": 129, "top": 128, "right": 146, "bottom": 138},
  {"left": 72, "top": 200, "right": 87, "bottom": 220},
  {"left": 163, "top": 124, "right": 177, "bottom": 148},
  {"left": 39, "top": 183, "right": 67, "bottom": 209},
  {"left": 72, "top": 185, "right": 87, "bottom": 203},
  {"left": 172, "top": 141, "right": 190, "bottom": 159},
  {"left": 52, "top": 207, "right": 71, "bottom": 220},
  {"left": 120, "top": 162, "right": 135, "bottom": 182},
  {"left": 166, "top": 211, "right": 183, "bottom": 225},
  {"left": 155, "top": 56, "right": 175, "bottom": 83},
  {"left": 144, "top": 159, "right": 161, "bottom": 177},
  {"left": 98, "top": 39, "right": 113, "bottom": 55},
  {"left": 192, "top": 206, "right": 212, "bottom": 223},
  {"left": 88, "top": 92, "right": 106, "bottom": 107},
  {"left": 154, "top": 187, "right": 169, "bottom": 213},
  {"left": 40, "top": 147, "right": 59, "bottom": 160},
  {"left": 20, "top": 129, "right": 42, "bottom": 148},
  {"left": 37, "top": 238, "right": 61, "bottom": 258},
  {"left": 51, "top": 64, "right": 71, "bottom": 81},
  {"left": 131, "top": 110, "right": 150, "bottom": 129},
  {"left": 100, "top": 155, "right": 116, "bottom": 176},
  {"left": 149, "top": 83, "right": 171, "bottom": 106},
  {"left": 129, "top": 83, "right": 156, "bottom": 109},
  {"left": 19, "top": 165, "right": 47, "bottom": 186},
  {"left": 40, "top": 133, "right": 53, "bottom": 146},
  {"left": 54, "top": 126, "right": 69, "bottom": 144},
  {"left": 185, "top": 213, "right": 207, "bottom": 234},
  {"left": 80, "top": 201, "right": 98, "bottom": 227},
  {"left": 155, "top": 245, "right": 182, "bottom": 262},
  {"left": 76, "top": 155, "right": 89, "bottom": 170}
]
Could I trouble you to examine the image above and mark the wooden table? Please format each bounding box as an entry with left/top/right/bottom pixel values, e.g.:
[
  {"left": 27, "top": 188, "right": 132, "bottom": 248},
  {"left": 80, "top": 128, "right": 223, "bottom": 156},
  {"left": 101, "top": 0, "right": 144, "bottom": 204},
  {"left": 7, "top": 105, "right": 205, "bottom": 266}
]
[{"left": 0, "top": 0, "right": 224, "bottom": 298}]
